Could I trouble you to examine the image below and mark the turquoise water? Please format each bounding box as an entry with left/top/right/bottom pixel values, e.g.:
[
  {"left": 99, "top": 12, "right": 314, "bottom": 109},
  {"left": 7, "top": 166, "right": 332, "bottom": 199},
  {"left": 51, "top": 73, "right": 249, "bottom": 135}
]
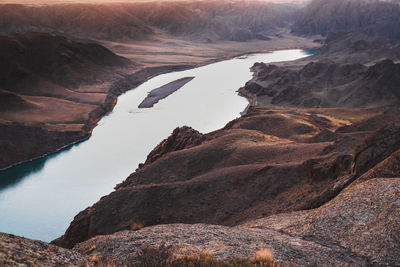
[{"left": 0, "top": 49, "right": 310, "bottom": 242}]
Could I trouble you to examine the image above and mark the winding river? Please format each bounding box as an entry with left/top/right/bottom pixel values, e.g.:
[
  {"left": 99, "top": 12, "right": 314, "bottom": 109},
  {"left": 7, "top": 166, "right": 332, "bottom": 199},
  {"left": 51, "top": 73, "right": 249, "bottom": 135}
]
[{"left": 0, "top": 49, "right": 310, "bottom": 242}]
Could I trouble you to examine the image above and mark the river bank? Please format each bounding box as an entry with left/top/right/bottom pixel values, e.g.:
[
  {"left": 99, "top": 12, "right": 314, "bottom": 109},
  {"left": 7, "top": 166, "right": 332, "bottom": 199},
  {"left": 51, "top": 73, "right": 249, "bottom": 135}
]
[
  {"left": 0, "top": 64, "right": 196, "bottom": 171},
  {"left": 0, "top": 34, "right": 319, "bottom": 171},
  {"left": 0, "top": 49, "right": 311, "bottom": 242}
]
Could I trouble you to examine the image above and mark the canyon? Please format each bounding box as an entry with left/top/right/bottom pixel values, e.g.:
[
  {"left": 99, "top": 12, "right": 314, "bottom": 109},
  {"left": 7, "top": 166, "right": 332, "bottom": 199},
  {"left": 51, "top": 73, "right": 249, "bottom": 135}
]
[{"left": 1, "top": 0, "right": 400, "bottom": 266}]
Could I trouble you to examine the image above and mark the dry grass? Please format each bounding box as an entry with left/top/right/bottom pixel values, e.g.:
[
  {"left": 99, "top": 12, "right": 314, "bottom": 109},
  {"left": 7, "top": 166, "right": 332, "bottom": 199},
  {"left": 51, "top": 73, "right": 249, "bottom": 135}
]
[
  {"left": 131, "top": 222, "right": 144, "bottom": 231},
  {"left": 134, "top": 244, "right": 174, "bottom": 267},
  {"left": 89, "top": 254, "right": 104, "bottom": 267},
  {"left": 134, "top": 245, "right": 280, "bottom": 267},
  {"left": 254, "top": 249, "right": 278, "bottom": 267}
]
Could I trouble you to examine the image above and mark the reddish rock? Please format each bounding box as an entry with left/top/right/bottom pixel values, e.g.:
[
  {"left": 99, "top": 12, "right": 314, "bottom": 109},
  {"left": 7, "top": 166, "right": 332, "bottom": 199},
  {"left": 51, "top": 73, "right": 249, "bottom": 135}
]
[
  {"left": 353, "top": 123, "right": 400, "bottom": 177},
  {"left": 142, "top": 126, "right": 205, "bottom": 167},
  {"left": 0, "top": 232, "right": 88, "bottom": 267}
]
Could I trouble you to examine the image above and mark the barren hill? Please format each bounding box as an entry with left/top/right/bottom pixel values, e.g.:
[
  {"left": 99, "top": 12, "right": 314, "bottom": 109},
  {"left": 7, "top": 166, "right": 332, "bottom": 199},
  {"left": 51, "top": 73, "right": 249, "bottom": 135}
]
[
  {"left": 0, "top": 32, "right": 136, "bottom": 169},
  {"left": 293, "top": 0, "right": 400, "bottom": 40},
  {"left": 240, "top": 33, "right": 400, "bottom": 108}
]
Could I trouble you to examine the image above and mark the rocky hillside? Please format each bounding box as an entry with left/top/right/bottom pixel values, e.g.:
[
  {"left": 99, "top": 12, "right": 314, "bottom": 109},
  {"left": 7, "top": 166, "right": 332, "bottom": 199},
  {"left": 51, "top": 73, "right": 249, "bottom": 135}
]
[
  {"left": 242, "top": 59, "right": 400, "bottom": 108},
  {"left": 240, "top": 33, "right": 400, "bottom": 108},
  {"left": 3, "top": 168, "right": 399, "bottom": 266},
  {"left": 53, "top": 105, "right": 400, "bottom": 250},
  {"left": 0, "top": 32, "right": 137, "bottom": 169},
  {"left": 0, "top": 232, "right": 88, "bottom": 266},
  {"left": 315, "top": 32, "right": 400, "bottom": 63},
  {"left": 73, "top": 177, "right": 400, "bottom": 266},
  {"left": 293, "top": 0, "right": 400, "bottom": 40},
  {"left": 0, "top": 32, "right": 130, "bottom": 94}
]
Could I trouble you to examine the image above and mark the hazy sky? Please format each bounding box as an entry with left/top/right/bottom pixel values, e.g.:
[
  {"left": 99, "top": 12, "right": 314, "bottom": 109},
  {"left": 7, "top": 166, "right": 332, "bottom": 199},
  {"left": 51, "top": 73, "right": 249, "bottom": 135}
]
[{"left": 0, "top": 0, "right": 309, "bottom": 3}]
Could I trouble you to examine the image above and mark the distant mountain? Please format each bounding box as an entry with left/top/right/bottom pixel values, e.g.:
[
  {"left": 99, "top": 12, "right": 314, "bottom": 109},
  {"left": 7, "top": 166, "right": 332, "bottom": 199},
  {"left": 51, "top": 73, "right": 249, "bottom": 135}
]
[
  {"left": 0, "top": 3, "right": 154, "bottom": 41},
  {"left": 0, "top": 32, "right": 130, "bottom": 94},
  {"left": 293, "top": 0, "right": 400, "bottom": 40},
  {"left": 140, "top": 1, "right": 298, "bottom": 41},
  {"left": 0, "top": 1, "right": 298, "bottom": 42}
]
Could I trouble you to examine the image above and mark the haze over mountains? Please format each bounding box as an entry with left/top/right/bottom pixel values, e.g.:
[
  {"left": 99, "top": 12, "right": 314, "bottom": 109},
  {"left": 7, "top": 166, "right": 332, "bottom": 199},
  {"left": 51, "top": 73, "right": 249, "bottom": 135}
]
[{"left": 0, "top": 1, "right": 298, "bottom": 42}]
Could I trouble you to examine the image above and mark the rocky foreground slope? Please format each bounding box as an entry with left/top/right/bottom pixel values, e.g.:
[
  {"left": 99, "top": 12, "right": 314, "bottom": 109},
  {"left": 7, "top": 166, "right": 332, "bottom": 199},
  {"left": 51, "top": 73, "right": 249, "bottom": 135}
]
[
  {"left": 2, "top": 170, "right": 399, "bottom": 266},
  {"left": 72, "top": 176, "right": 400, "bottom": 267},
  {"left": 2, "top": 143, "right": 399, "bottom": 266}
]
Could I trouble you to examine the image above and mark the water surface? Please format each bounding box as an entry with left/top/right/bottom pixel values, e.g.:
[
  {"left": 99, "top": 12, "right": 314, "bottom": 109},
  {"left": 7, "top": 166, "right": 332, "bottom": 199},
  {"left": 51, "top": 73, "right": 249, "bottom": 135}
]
[{"left": 0, "top": 49, "right": 309, "bottom": 241}]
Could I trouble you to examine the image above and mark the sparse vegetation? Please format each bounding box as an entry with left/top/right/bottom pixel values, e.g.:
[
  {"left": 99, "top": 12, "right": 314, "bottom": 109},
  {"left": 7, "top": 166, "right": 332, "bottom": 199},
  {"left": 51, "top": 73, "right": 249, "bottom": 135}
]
[
  {"left": 131, "top": 222, "right": 144, "bottom": 231},
  {"left": 133, "top": 244, "right": 174, "bottom": 267},
  {"left": 134, "top": 245, "right": 279, "bottom": 267}
]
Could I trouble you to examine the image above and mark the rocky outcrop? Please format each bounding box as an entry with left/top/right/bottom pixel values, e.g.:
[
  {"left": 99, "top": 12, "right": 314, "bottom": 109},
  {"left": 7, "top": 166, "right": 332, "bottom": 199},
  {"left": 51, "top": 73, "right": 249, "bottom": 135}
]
[
  {"left": 73, "top": 223, "right": 361, "bottom": 267},
  {"left": 241, "top": 59, "right": 400, "bottom": 108},
  {"left": 240, "top": 32, "right": 400, "bottom": 108},
  {"left": 244, "top": 178, "right": 400, "bottom": 266},
  {"left": 0, "top": 232, "right": 88, "bottom": 266},
  {"left": 353, "top": 123, "right": 400, "bottom": 177},
  {"left": 140, "top": 126, "right": 205, "bottom": 167},
  {"left": 355, "top": 149, "right": 400, "bottom": 184},
  {"left": 314, "top": 32, "right": 400, "bottom": 64}
]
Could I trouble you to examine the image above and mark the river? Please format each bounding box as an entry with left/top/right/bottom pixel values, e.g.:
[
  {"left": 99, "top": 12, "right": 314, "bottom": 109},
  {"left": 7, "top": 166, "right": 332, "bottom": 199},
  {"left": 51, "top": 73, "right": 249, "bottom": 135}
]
[{"left": 0, "top": 49, "right": 310, "bottom": 242}]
